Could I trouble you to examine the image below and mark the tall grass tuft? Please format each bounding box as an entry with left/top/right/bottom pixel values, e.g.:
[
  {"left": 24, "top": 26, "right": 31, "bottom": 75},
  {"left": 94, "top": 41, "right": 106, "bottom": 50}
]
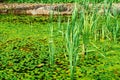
[
  {"left": 49, "top": 10, "right": 55, "bottom": 66},
  {"left": 65, "top": 3, "right": 81, "bottom": 79}
]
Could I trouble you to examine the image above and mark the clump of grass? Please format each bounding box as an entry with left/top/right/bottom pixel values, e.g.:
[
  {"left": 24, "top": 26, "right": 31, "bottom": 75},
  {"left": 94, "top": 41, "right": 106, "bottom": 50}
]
[
  {"left": 49, "top": 10, "right": 55, "bottom": 66},
  {"left": 65, "top": 3, "right": 81, "bottom": 79}
]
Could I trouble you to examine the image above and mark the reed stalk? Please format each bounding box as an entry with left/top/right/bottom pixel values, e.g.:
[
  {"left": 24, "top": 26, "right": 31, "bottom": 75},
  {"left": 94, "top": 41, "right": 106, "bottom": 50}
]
[
  {"left": 49, "top": 9, "right": 55, "bottom": 66},
  {"left": 65, "top": 3, "right": 82, "bottom": 79}
]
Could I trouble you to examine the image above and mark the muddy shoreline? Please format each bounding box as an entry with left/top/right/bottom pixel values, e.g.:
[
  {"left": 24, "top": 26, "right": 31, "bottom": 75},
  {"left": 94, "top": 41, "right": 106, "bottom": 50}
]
[{"left": 0, "top": 3, "right": 120, "bottom": 15}]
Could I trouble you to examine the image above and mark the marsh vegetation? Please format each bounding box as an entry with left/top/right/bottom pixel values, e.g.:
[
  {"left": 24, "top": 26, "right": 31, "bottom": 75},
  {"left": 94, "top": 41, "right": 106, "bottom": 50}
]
[{"left": 0, "top": 1, "right": 120, "bottom": 80}]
